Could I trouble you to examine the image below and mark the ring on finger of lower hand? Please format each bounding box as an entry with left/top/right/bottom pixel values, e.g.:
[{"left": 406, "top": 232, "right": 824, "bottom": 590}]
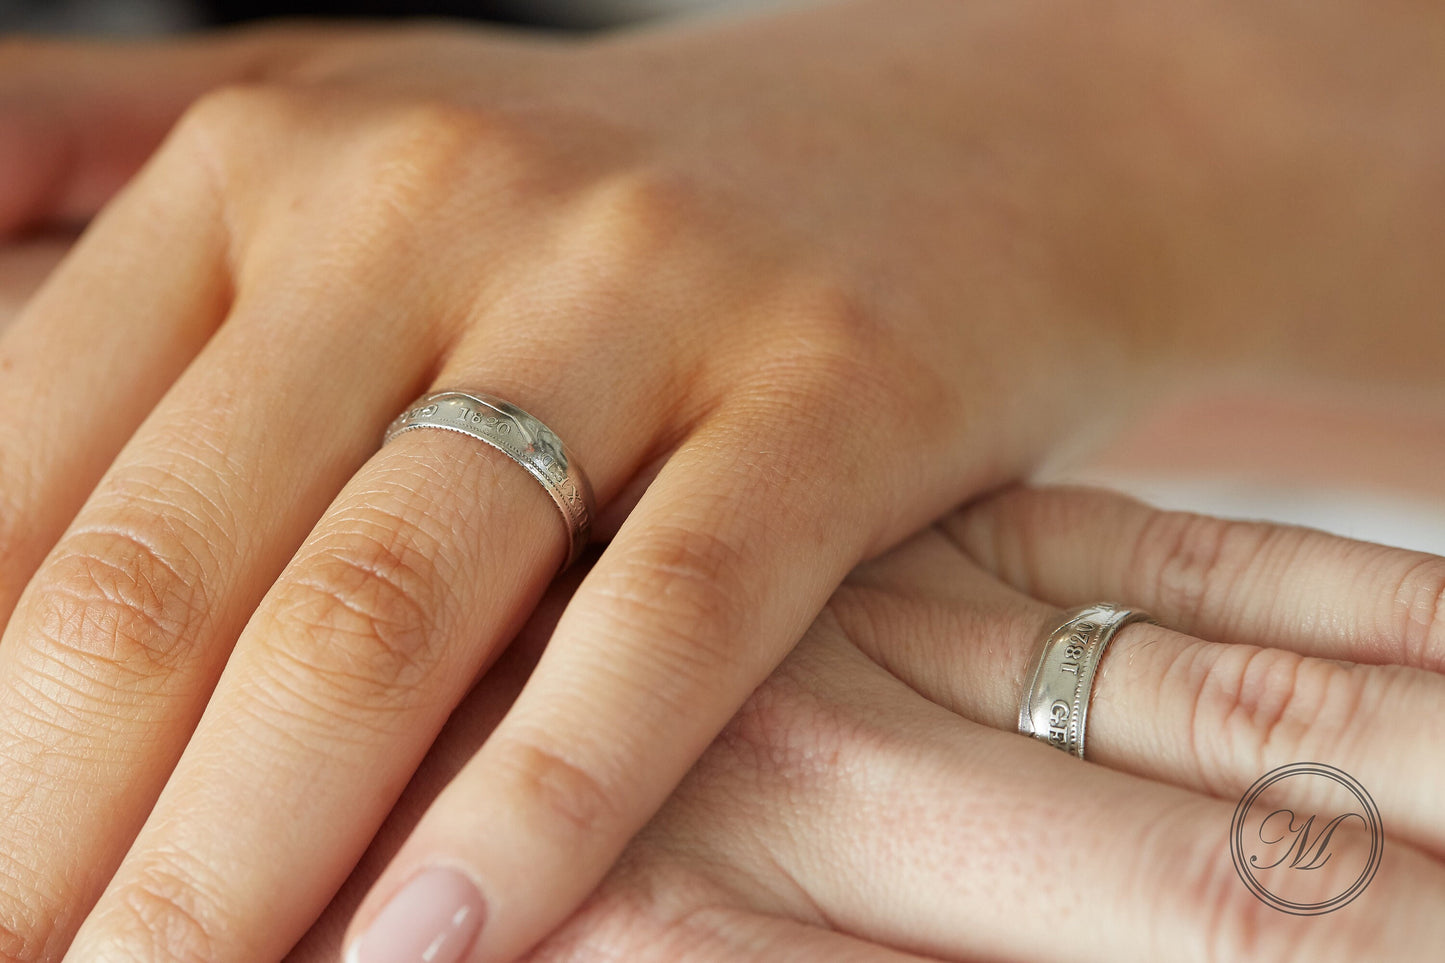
[{"left": 1017, "top": 603, "right": 1155, "bottom": 759}]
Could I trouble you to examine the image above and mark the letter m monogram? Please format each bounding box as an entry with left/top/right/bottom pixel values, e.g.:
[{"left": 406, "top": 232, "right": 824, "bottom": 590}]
[{"left": 1254, "top": 811, "right": 1364, "bottom": 871}]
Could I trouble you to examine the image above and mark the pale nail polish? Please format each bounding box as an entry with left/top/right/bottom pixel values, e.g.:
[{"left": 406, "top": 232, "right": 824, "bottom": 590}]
[{"left": 346, "top": 867, "right": 486, "bottom": 963}]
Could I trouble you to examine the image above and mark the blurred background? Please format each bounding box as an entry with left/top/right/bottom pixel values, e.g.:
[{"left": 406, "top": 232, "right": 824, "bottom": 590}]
[
  {"left": 4, "top": 0, "right": 1445, "bottom": 555},
  {"left": 0, "top": 0, "right": 793, "bottom": 32}
]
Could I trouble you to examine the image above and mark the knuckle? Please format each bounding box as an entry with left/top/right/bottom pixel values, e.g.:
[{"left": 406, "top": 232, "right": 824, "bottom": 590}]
[
  {"left": 1388, "top": 556, "right": 1445, "bottom": 671},
  {"left": 101, "top": 859, "right": 226, "bottom": 963},
  {"left": 590, "top": 523, "right": 758, "bottom": 691},
  {"left": 1172, "top": 824, "right": 1286, "bottom": 962},
  {"left": 367, "top": 101, "right": 491, "bottom": 183},
  {"left": 1184, "top": 642, "right": 1371, "bottom": 786},
  {"left": 352, "top": 100, "right": 539, "bottom": 218},
  {"left": 723, "top": 680, "right": 844, "bottom": 784},
  {"left": 0, "top": 911, "right": 50, "bottom": 963},
  {"left": 24, "top": 527, "right": 207, "bottom": 677},
  {"left": 1154, "top": 808, "right": 1381, "bottom": 963},
  {"left": 173, "top": 81, "right": 293, "bottom": 152},
  {"left": 716, "top": 281, "right": 913, "bottom": 477},
  {"left": 720, "top": 646, "right": 885, "bottom": 791},
  {"left": 0, "top": 826, "right": 71, "bottom": 961},
  {"left": 164, "top": 82, "right": 302, "bottom": 215},
  {"left": 1131, "top": 510, "right": 1272, "bottom": 631},
  {"left": 1133, "top": 804, "right": 1281, "bottom": 963},
  {"left": 263, "top": 527, "right": 446, "bottom": 710},
  {"left": 311, "top": 100, "right": 552, "bottom": 300},
  {"left": 754, "top": 280, "right": 895, "bottom": 403},
  {"left": 493, "top": 737, "right": 622, "bottom": 839},
  {"left": 563, "top": 167, "right": 711, "bottom": 276}
]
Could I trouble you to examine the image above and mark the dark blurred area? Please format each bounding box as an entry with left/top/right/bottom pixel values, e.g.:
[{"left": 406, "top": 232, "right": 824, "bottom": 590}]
[
  {"left": 208, "top": 1, "right": 551, "bottom": 28},
  {"left": 0, "top": 0, "right": 692, "bottom": 32}
]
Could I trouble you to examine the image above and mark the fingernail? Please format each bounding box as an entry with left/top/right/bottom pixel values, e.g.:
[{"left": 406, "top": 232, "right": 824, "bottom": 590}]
[{"left": 345, "top": 867, "right": 486, "bottom": 963}]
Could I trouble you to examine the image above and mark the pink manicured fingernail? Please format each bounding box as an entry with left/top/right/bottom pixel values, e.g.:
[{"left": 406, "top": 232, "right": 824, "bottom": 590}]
[{"left": 346, "top": 867, "right": 486, "bottom": 963}]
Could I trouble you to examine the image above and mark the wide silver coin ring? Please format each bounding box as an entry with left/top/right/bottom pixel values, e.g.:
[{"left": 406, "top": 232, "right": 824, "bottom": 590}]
[
  {"left": 384, "top": 391, "right": 595, "bottom": 570},
  {"left": 1018, "top": 603, "right": 1155, "bottom": 759}
]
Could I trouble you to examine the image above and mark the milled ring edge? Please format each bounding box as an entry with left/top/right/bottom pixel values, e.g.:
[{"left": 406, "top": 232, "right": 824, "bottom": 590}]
[
  {"left": 383, "top": 394, "right": 594, "bottom": 570},
  {"left": 1017, "top": 605, "right": 1096, "bottom": 739},
  {"left": 1072, "top": 609, "right": 1154, "bottom": 759},
  {"left": 1018, "top": 605, "right": 1156, "bottom": 760}
]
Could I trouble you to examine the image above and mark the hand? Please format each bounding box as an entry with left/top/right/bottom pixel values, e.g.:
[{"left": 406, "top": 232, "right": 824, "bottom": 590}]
[
  {"left": 288, "top": 486, "right": 1445, "bottom": 962},
  {"left": 3, "top": 2, "right": 1444, "bottom": 961},
  {"left": 0, "top": 8, "right": 1148, "bottom": 961}
]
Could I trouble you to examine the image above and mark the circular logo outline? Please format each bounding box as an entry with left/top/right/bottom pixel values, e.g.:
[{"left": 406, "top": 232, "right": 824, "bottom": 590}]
[{"left": 1230, "top": 762, "right": 1383, "bottom": 915}]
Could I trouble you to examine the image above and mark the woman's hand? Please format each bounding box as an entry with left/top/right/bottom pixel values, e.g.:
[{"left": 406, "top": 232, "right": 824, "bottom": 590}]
[
  {"left": 284, "top": 486, "right": 1445, "bottom": 962},
  {"left": 0, "top": 7, "right": 1149, "bottom": 961},
  {"left": 3, "top": 1, "right": 1444, "bottom": 960}
]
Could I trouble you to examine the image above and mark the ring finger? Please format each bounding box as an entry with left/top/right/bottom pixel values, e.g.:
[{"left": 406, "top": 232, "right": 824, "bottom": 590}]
[{"left": 831, "top": 492, "right": 1445, "bottom": 858}]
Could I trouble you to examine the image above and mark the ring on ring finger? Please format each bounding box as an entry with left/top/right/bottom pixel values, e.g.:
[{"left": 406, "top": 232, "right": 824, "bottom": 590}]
[{"left": 1017, "top": 603, "right": 1154, "bottom": 759}]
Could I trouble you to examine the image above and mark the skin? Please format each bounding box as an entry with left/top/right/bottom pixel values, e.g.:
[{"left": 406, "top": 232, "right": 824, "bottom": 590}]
[
  {"left": 0, "top": 0, "right": 1444, "bottom": 959},
  {"left": 288, "top": 486, "right": 1445, "bottom": 963}
]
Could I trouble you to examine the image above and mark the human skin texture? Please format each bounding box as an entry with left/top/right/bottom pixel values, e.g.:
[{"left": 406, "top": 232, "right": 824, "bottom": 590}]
[
  {"left": 0, "top": 1, "right": 1443, "bottom": 959},
  {"left": 295, "top": 487, "right": 1445, "bottom": 963}
]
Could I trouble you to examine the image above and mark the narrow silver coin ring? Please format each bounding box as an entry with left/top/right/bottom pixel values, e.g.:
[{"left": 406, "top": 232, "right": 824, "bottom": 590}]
[
  {"left": 384, "top": 390, "right": 595, "bottom": 570},
  {"left": 1017, "top": 603, "right": 1155, "bottom": 759}
]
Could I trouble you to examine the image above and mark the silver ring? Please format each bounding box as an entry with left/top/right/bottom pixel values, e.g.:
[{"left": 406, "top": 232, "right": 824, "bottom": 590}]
[
  {"left": 384, "top": 391, "right": 595, "bottom": 569},
  {"left": 1017, "top": 603, "right": 1154, "bottom": 759}
]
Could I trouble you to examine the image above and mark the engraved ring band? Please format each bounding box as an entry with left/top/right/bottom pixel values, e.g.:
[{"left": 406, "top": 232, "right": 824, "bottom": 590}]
[
  {"left": 384, "top": 391, "right": 595, "bottom": 570},
  {"left": 1017, "top": 603, "right": 1155, "bottom": 759}
]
